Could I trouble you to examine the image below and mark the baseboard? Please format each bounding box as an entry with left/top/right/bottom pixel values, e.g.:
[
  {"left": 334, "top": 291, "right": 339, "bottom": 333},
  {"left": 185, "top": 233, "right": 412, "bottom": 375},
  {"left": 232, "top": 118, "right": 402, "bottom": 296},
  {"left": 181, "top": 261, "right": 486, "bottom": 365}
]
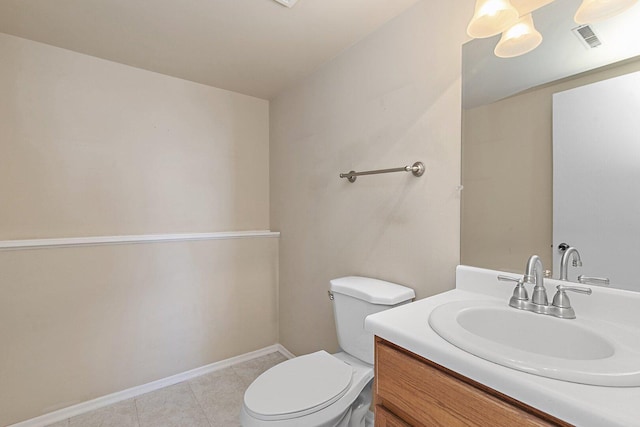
[
  {"left": 274, "top": 343, "right": 296, "bottom": 359},
  {"left": 9, "top": 344, "right": 294, "bottom": 427}
]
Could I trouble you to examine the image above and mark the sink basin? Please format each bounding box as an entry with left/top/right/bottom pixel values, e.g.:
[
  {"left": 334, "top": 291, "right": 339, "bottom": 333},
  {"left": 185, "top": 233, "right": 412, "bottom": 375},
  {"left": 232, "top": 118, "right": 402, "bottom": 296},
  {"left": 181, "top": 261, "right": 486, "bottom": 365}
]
[
  {"left": 457, "top": 305, "right": 614, "bottom": 360},
  {"left": 429, "top": 300, "right": 640, "bottom": 386}
]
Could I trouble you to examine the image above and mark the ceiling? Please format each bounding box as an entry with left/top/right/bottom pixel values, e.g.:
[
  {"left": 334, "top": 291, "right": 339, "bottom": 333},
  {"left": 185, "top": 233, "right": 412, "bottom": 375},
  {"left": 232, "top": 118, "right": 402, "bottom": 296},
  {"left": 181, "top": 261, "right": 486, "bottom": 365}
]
[{"left": 0, "top": 0, "right": 421, "bottom": 99}]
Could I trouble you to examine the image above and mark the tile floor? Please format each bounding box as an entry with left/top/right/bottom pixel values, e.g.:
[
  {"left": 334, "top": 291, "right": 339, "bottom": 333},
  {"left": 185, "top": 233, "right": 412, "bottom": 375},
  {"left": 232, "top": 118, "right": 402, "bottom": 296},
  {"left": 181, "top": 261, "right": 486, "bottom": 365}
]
[{"left": 46, "top": 352, "right": 288, "bottom": 427}]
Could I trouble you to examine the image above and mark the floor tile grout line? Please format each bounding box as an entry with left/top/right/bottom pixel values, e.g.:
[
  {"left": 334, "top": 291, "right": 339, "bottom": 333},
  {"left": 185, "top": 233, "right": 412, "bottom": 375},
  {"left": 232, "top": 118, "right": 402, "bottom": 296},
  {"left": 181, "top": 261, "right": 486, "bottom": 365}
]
[
  {"left": 187, "top": 380, "right": 215, "bottom": 427},
  {"left": 133, "top": 396, "right": 142, "bottom": 427}
]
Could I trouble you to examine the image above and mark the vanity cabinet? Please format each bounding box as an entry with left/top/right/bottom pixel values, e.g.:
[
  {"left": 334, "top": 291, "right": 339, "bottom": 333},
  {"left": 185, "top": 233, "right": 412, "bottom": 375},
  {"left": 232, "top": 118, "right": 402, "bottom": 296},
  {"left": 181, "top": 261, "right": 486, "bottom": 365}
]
[{"left": 373, "top": 337, "right": 572, "bottom": 427}]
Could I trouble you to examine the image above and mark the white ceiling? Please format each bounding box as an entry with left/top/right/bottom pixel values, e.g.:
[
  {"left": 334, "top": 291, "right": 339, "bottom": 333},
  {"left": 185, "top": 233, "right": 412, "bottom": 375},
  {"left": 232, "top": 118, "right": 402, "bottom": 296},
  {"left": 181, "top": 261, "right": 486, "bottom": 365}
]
[{"left": 0, "top": 0, "right": 421, "bottom": 99}]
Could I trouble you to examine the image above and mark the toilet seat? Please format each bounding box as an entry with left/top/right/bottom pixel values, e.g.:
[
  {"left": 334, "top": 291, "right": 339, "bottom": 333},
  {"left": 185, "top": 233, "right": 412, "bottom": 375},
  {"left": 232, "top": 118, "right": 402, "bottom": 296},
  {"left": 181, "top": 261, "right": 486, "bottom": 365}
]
[{"left": 243, "top": 351, "right": 354, "bottom": 421}]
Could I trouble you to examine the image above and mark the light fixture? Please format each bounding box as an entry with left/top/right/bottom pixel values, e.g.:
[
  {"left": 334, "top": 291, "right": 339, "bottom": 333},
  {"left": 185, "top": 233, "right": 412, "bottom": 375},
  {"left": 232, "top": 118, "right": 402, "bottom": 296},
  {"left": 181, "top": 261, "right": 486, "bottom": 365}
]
[
  {"left": 466, "top": 0, "right": 638, "bottom": 58},
  {"left": 494, "top": 14, "right": 543, "bottom": 57},
  {"left": 574, "top": 0, "right": 638, "bottom": 24},
  {"left": 510, "top": 0, "right": 555, "bottom": 15},
  {"left": 467, "top": 0, "right": 520, "bottom": 38}
]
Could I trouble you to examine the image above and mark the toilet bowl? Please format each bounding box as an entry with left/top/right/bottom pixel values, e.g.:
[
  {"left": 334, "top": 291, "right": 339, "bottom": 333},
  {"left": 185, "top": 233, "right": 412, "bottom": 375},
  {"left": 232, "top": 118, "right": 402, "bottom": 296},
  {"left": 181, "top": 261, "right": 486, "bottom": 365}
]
[
  {"left": 240, "top": 277, "right": 415, "bottom": 427},
  {"left": 240, "top": 351, "right": 372, "bottom": 427}
]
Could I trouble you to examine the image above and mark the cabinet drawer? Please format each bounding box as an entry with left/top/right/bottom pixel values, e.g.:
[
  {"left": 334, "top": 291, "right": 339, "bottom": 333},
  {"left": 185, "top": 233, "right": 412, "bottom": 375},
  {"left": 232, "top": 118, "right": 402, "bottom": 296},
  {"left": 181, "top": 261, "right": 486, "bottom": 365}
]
[
  {"left": 375, "top": 405, "right": 411, "bottom": 427},
  {"left": 375, "top": 339, "right": 565, "bottom": 426}
]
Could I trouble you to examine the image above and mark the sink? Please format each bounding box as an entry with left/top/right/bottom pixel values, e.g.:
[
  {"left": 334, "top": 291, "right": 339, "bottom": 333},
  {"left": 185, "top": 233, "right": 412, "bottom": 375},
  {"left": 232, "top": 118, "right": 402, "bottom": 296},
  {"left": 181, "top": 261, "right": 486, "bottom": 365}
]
[
  {"left": 456, "top": 305, "right": 613, "bottom": 360},
  {"left": 429, "top": 300, "right": 640, "bottom": 386}
]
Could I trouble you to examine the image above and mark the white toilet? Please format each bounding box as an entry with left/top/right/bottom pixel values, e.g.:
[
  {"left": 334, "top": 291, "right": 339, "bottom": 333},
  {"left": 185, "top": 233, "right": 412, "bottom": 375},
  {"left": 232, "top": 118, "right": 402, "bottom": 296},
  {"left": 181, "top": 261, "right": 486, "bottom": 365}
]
[{"left": 240, "top": 276, "right": 415, "bottom": 427}]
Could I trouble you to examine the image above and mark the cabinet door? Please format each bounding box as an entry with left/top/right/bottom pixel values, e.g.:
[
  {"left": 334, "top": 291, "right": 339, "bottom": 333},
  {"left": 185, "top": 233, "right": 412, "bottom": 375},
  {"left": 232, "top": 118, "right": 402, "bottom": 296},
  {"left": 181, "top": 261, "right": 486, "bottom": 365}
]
[
  {"left": 375, "top": 339, "right": 568, "bottom": 426},
  {"left": 375, "top": 405, "right": 411, "bottom": 427}
]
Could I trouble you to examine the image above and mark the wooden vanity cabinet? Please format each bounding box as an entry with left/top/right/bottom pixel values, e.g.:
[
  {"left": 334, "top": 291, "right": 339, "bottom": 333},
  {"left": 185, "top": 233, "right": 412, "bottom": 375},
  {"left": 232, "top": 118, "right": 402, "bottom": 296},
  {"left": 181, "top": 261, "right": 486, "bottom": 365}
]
[{"left": 373, "top": 337, "right": 573, "bottom": 427}]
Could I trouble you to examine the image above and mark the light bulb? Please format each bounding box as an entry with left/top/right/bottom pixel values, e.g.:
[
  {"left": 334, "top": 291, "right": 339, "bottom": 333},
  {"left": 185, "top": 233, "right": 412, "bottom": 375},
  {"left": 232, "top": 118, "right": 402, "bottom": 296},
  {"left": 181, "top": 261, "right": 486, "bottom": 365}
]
[{"left": 467, "top": 0, "right": 520, "bottom": 38}]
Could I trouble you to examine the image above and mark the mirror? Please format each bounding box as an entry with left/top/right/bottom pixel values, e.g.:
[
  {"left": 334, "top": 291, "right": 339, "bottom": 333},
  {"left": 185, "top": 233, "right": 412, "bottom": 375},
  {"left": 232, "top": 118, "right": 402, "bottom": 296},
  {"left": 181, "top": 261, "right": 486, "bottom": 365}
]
[
  {"left": 553, "top": 71, "right": 640, "bottom": 291},
  {"left": 460, "top": 0, "right": 640, "bottom": 291}
]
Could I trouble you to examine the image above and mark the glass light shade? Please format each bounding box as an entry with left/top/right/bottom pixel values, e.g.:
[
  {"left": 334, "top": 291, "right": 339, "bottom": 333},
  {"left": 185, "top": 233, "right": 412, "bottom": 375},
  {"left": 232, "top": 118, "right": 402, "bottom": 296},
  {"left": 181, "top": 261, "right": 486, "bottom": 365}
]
[
  {"left": 510, "top": 0, "right": 555, "bottom": 15},
  {"left": 467, "top": 0, "right": 520, "bottom": 38},
  {"left": 494, "top": 14, "right": 543, "bottom": 58},
  {"left": 574, "top": 0, "right": 638, "bottom": 24}
]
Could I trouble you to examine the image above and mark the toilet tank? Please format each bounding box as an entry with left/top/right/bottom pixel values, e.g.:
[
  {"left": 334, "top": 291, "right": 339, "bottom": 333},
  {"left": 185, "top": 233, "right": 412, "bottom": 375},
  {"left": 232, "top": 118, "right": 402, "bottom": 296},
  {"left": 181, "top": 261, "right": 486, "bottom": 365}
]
[{"left": 329, "top": 276, "right": 415, "bottom": 365}]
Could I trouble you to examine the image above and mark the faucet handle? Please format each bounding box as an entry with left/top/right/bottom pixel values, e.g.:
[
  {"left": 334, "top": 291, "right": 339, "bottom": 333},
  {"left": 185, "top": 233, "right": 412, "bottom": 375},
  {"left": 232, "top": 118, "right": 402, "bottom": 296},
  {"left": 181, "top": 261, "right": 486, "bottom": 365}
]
[
  {"left": 556, "top": 284, "right": 592, "bottom": 294},
  {"left": 578, "top": 275, "right": 610, "bottom": 286},
  {"left": 497, "top": 275, "right": 528, "bottom": 302},
  {"left": 497, "top": 275, "right": 522, "bottom": 283},
  {"left": 552, "top": 284, "right": 592, "bottom": 309}
]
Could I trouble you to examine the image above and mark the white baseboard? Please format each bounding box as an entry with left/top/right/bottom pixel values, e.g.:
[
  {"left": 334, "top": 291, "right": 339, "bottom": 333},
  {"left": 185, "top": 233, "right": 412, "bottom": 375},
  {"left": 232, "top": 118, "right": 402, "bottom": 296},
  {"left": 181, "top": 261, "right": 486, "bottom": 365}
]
[
  {"left": 9, "top": 344, "right": 294, "bottom": 427},
  {"left": 274, "top": 343, "right": 296, "bottom": 359}
]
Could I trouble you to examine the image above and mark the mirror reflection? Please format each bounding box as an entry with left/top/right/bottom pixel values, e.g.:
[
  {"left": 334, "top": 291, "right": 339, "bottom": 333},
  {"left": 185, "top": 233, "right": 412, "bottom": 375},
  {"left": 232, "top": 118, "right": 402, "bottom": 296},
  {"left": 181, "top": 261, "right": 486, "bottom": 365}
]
[
  {"left": 461, "top": 0, "right": 640, "bottom": 291},
  {"left": 553, "top": 70, "right": 640, "bottom": 291}
]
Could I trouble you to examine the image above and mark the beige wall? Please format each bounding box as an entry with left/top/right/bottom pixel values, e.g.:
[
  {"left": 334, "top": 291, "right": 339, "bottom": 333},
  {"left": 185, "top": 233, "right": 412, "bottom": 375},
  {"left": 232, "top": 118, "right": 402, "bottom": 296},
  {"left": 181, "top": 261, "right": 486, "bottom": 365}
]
[
  {"left": 0, "top": 239, "right": 278, "bottom": 426},
  {"left": 461, "top": 58, "right": 640, "bottom": 274},
  {"left": 0, "top": 33, "right": 276, "bottom": 426},
  {"left": 270, "top": 0, "right": 474, "bottom": 356},
  {"left": 0, "top": 33, "right": 269, "bottom": 239}
]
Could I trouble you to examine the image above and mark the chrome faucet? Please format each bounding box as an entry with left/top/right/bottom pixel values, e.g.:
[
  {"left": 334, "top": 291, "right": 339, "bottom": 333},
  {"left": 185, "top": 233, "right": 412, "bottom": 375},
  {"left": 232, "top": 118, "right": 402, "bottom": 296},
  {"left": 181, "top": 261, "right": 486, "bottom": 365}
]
[
  {"left": 559, "top": 247, "right": 582, "bottom": 281},
  {"left": 558, "top": 244, "right": 610, "bottom": 286},
  {"left": 524, "top": 255, "right": 548, "bottom": 306},
  {"left": 498, "top": 254, "right": 592, "bottom": 319}
]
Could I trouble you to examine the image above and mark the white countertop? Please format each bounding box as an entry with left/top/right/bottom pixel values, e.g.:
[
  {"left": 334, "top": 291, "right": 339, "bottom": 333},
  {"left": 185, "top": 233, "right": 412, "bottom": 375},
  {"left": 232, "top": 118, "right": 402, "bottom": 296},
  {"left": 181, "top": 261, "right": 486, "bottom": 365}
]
[{"left": 364, "top": 265, "right": 640, "bottom": 427}]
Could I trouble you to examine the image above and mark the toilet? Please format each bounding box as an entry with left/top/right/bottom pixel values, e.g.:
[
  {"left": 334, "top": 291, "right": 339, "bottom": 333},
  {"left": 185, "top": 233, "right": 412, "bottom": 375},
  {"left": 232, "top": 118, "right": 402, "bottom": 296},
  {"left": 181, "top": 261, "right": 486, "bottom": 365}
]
[{"left": 240, "top": 276, "right": 415, "bottom": 427}]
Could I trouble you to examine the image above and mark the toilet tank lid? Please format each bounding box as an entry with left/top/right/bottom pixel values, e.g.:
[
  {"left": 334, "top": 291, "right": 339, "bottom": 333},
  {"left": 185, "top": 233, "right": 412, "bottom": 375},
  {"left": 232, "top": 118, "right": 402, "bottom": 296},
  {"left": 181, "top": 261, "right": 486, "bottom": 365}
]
[{"left": 329, "top": 276, "right": 415, "bottom": 305}]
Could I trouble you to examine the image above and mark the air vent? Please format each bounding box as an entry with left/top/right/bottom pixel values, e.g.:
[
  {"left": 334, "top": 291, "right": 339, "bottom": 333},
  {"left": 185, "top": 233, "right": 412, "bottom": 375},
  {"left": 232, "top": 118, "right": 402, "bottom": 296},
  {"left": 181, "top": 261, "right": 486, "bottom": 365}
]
[
  {"left": 273, "top": 0, "right": 298, "bottom": 7},
  {"left": 572, "top": 25, "right": 602, "bottom": 49}
]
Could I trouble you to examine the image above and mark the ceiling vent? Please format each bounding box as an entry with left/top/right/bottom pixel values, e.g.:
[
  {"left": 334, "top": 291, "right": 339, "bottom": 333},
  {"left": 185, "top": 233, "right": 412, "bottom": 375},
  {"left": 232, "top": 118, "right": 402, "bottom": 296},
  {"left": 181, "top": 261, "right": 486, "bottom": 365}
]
[
  {"left": 273, "top": 0, "right": 299, "bottom": 7},
  {"left": 572, "top": 24, "right": 602, "bottom": 49}
]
